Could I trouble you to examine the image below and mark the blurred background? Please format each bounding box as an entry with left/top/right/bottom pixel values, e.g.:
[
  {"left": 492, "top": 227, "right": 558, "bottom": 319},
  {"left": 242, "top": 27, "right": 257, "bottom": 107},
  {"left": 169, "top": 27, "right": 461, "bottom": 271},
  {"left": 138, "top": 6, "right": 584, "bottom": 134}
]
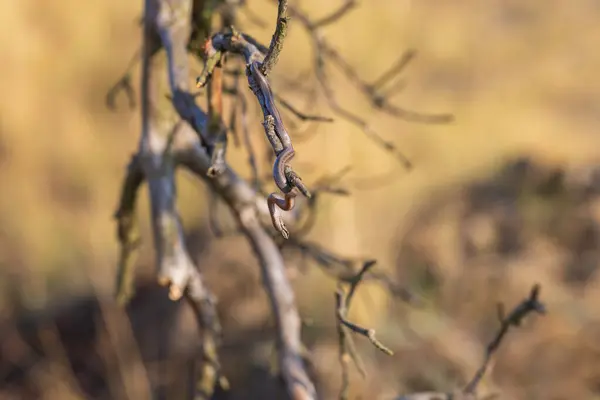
[{"left": 1, "top": 0, "right": 600, "bottom": 399}]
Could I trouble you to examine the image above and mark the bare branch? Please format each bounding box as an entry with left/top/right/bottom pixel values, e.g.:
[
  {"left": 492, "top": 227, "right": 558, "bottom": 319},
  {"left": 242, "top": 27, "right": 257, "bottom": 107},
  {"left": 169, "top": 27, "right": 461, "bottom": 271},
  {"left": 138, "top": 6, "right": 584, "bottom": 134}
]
[
  {"left": 312, "top": 38, "right": 413, "bottom": 169},
  {"left": 316, "top": 30, "right": 453, "bottom": 125},
  {"left": 395, "top": 285, "right": 545, "bottom": 400},
  {"left": 106, "top": 49, "right": 140, "bottom": 110},
  {"left": 370, "top": 49, "right": 417, "bottom": 91},
  {"left": 334, "top": 261, "right": 393, "bottom": 398},
  {"left": 463, "top": 284, "right": 546, "bottom": 395},
  {"left": 284, "top": 238, "right": 419, "bottom": 305},
  {"left": 186, "top": 282, "right": 229, "bottom": 399},
  {"left": 311, "top": 0, "right": 357, "bottom": 29},
  {"left": 274, "top": 93, "right": 334, "bottom": 123},
  {"left": 335, "top": 284, "right": 357, "bottom": 400},
  {"left": 153, "top": 0, "right": 210, "bottom": 151},
  {"left": 261, "top": 0, "right": 289, "bottom": 76},
  {"left": 134, "top": 3, "right": 227, "bottom": 397},
  {"left": 207, "top": 190, "right": 226, "bottom": 238},
  {"left": 337, "top": 261, "right": 393, "bottom": 355},
  {"left": 176, "top": 132, "right": 317, "bottom": 399},
  {"left": 279, "top": 2, "right": 454, "bottom": 171},
  {"left": 114, "top": 154, "right": 144, "bottom": 306},
  {"left": 139, "top": 54, "right": 195, "bottom": 301},
  {"left": 206, "top": 43, "right": 228, "bottom": 178}
]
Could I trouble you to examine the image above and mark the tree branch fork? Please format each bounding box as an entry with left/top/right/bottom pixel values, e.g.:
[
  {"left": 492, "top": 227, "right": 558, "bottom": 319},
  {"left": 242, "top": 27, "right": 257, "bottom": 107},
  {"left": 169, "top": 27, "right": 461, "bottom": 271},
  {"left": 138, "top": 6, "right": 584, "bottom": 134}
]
[
  {"left": 114, "top": 0, "right": 317, "bottom": 398},
  {"left": 109, "top": 1, "right": 543, "bottom": 399}
]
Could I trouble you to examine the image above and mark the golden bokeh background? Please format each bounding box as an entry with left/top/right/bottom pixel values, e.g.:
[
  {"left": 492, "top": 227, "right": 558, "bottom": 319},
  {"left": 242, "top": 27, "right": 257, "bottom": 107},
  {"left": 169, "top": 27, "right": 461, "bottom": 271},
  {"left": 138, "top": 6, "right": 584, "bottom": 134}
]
[{"left": 1, "top": 0, "right": 600, "bottom": 399}]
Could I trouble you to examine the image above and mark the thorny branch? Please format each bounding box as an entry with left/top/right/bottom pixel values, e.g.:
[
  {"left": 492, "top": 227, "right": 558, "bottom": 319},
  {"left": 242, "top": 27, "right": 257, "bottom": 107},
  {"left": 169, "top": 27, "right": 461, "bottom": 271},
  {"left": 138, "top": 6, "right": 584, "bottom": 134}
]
[{"left": 236, "top": 87, "right": 262, "bottom": 188}]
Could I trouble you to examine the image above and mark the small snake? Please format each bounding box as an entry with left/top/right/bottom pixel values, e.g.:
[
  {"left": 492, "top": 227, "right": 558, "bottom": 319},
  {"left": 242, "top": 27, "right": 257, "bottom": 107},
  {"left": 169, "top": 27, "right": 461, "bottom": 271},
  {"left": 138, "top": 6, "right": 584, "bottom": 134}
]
[
  {"left": 248, "top": 61, "right": 298, "bottom": 238},
  {"left": 248, "top": 61, "right": 294, "bottom": 192}
]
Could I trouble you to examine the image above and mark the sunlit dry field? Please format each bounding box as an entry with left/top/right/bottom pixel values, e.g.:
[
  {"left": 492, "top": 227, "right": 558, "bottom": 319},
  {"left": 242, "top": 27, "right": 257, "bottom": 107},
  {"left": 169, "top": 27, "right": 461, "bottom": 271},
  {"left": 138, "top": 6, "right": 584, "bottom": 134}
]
[{"left": 1, "top": 1, "right": 600, "bottom": 399}]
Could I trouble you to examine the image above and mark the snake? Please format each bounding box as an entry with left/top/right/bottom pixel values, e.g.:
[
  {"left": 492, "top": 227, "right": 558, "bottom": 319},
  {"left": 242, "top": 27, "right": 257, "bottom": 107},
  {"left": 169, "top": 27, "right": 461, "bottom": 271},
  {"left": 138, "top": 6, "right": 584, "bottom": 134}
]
[
  {"left": 248, "top": 60, "right": 295, "bottom": 193},
  {"left": 248, "top": 60, "right": 300, "bottom": 238}
]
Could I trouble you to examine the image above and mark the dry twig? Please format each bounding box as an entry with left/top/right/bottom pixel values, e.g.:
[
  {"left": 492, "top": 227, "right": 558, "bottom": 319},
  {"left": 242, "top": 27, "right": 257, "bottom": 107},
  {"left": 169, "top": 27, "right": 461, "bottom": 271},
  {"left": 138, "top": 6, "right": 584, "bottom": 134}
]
[
  {"left": 106, "top": 49, "right": 140, "bottom": 110},
  {"left": 395, "top": 284, "right": 545, "bottom": 400},
  {"left": 463, "top": 284, "right": 546, "bottom": 395},
  {"left": 282, "top": 1, "right": 453, "bottom": 170},
  {"left": 261, "top": 0, "right": 289, "bottom": 76},
  {"left": 334, "top": 261, "right": 393, "bottom": 399}
]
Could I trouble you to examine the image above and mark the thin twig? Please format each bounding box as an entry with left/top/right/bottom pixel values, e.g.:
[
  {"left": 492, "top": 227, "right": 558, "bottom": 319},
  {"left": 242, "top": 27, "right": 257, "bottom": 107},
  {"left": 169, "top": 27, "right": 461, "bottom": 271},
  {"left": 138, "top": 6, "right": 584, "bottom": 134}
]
[
  {"left": 274, "top": 93, "right": 334, "bottom": 123},
  {"left": 114, "top": 154, "right": 144, "bottom": 306},
  {"left": 335, "top": 285, "right": 352, "bottom": 400},
  {"left": 311, "top": 0, "right": 357, "bottom": 29},
  {"left": 463, "top": 284, "right": 546, "bottom": 395},
  {"left": 334, "top": 261, "right": 393, "bottom": 398},
  {"left": 312, "top": 39, "right": 413, "bottom": 169},
  {"left": 261, "top": 0, "right": 289, "bottom": 76},
  {"left": 370, "top": 49, "right": 417, "bottom": 90},
  {"left": 395, "top": 285, "right": 544, "bottom": 400},
  {"left": 239, "top": 89, "right": 261, "bottom": 189},
  {"left": 206, "top": 40, "right": 228, "bottom": 177},
  {"left": 320, "top": 40, "right": 452, "bottom": 124},
  {"left": 106, "top": 49, "right": 141, "bottom": 110},
  {"left": 337, "top": 262, "right": 393, "bottom": 355},
  {"left": 283, "top": 237, "right": 419, "bottom": 305},
  {"left": 280, "top": 2, "right": 454, "bottom": 171}
]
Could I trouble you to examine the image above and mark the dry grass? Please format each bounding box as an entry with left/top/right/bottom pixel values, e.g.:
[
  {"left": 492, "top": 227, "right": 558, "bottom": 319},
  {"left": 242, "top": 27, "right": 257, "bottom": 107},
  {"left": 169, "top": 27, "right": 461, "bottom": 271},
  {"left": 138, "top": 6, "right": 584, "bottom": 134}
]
[{"left": 1, "top": 0, "right": 600, "bottom": 399}]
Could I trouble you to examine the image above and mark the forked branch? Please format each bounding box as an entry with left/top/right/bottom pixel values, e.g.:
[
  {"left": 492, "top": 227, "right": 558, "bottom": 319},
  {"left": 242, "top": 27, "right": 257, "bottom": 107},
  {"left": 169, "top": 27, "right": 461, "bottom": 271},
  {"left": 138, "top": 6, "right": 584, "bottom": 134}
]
[
  {"left": 283, "top": 1, "right": 454, "bottom": 170},
  {"left": 463, "top": 284, "right": 546, "bottom": 395},
  {"left": 335, "top": 261, "right": 393, "bottom": 399},
  {"left": 131, "top": 1, "right": 317, "bottom": 398},
  {"left": 395, "top": 284, "right": 545, "bottom": 400}
]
